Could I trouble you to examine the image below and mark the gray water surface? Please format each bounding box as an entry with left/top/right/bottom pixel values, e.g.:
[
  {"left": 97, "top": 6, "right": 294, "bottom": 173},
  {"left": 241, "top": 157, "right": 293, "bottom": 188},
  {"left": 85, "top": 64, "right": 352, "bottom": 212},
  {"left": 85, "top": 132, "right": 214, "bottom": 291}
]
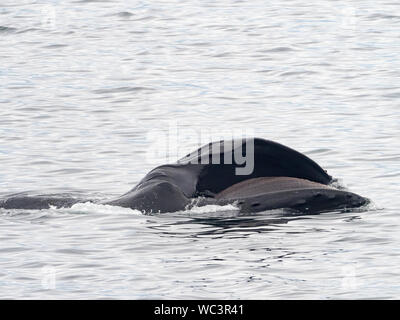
[{"left": 0, "top": 0, "right": 399, "bottom": 299}]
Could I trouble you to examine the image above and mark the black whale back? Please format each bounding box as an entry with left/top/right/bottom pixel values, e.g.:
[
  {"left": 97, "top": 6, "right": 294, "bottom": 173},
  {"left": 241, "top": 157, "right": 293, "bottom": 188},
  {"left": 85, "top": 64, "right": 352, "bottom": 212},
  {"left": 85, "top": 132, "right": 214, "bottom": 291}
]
[{"left": 135, "top": 138, "right": 332, "bottom": 198}]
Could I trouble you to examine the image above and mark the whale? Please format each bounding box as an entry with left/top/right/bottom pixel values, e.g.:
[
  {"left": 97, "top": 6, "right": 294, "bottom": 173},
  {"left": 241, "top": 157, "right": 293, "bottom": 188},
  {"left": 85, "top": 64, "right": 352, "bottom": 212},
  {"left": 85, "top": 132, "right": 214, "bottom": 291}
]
[{"left": 0, "top": 138, "right": 368, "bottom": 214}]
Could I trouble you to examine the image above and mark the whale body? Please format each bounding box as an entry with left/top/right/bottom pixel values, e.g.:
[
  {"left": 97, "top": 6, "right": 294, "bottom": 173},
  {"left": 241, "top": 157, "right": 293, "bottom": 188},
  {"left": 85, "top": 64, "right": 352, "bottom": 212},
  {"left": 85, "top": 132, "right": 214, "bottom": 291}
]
[{"left": 0, "top": 138, "right": 368, "bottom": 214}]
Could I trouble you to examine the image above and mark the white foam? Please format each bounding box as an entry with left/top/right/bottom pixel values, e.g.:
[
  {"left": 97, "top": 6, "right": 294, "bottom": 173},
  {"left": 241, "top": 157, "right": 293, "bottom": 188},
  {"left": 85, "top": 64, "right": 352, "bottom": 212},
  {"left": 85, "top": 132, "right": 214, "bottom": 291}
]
[
  {"left": 186, "top": 203, "right": 239, "bottom": 214},
  {"left": 51, "top": 202, "right": 143, "bottom": 215},
  {"left": 329, "top": 178, "right": 348, "bottom": 190}
]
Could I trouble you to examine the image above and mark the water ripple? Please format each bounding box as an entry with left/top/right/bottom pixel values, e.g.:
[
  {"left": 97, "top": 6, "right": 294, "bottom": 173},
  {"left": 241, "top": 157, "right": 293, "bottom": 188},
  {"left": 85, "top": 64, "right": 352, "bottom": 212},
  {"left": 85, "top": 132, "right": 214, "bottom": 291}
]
[{"left": 0, "top": 0, "right": 399, "bottom": 299}]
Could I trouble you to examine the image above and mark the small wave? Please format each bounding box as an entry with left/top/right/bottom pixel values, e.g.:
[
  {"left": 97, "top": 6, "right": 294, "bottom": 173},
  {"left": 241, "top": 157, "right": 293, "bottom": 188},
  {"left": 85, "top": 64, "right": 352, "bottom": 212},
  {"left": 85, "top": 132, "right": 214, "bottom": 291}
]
[
  {"left": 258, "top": 46, "right": 295, "bottom": 53},
  {"left": 368, "top": 13, "right": 400, "bottom": 21},
  {"left": 112, "top": 11, "right": 135, "bottom": 18},
  {"left": 0, "top": 26, "right": 17, "bottom": 33},
  {"left": 382, "top": 92, "right": 400, "bottom": 99},
  {"left": 306, "top": 148, "right": 333, "bottom": 155},
  {"left": 350, "top": 155, "right": 400, "bottom": 162},
  {"left": 92, "top": 86, "right": 154, "bottom": 94},
  {"left": 16, "top": 28, "right": 40, "bottom": 34},
  {"left": 280, "top": 70, "right": 318, "bottom": 77},
  {"left": 373, "top": 172, "right": 400, "bottom": 179},
  {"left": 42, "top": 44, "right": 69, "bottom": 49}
]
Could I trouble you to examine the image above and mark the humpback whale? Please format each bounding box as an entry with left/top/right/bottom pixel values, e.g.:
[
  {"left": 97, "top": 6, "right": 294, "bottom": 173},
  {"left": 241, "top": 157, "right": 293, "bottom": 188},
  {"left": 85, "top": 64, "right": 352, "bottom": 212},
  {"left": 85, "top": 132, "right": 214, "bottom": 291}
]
[{"left": 0, "top": 138, "right": 368, "bottom": 214}]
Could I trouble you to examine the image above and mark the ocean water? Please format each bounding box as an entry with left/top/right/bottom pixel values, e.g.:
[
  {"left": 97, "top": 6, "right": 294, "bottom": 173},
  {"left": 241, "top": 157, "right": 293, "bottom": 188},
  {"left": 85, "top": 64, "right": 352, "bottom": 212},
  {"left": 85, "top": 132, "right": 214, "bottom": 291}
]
[{"left": 0, "top": 0, "right": 399, "bottom": 299}]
